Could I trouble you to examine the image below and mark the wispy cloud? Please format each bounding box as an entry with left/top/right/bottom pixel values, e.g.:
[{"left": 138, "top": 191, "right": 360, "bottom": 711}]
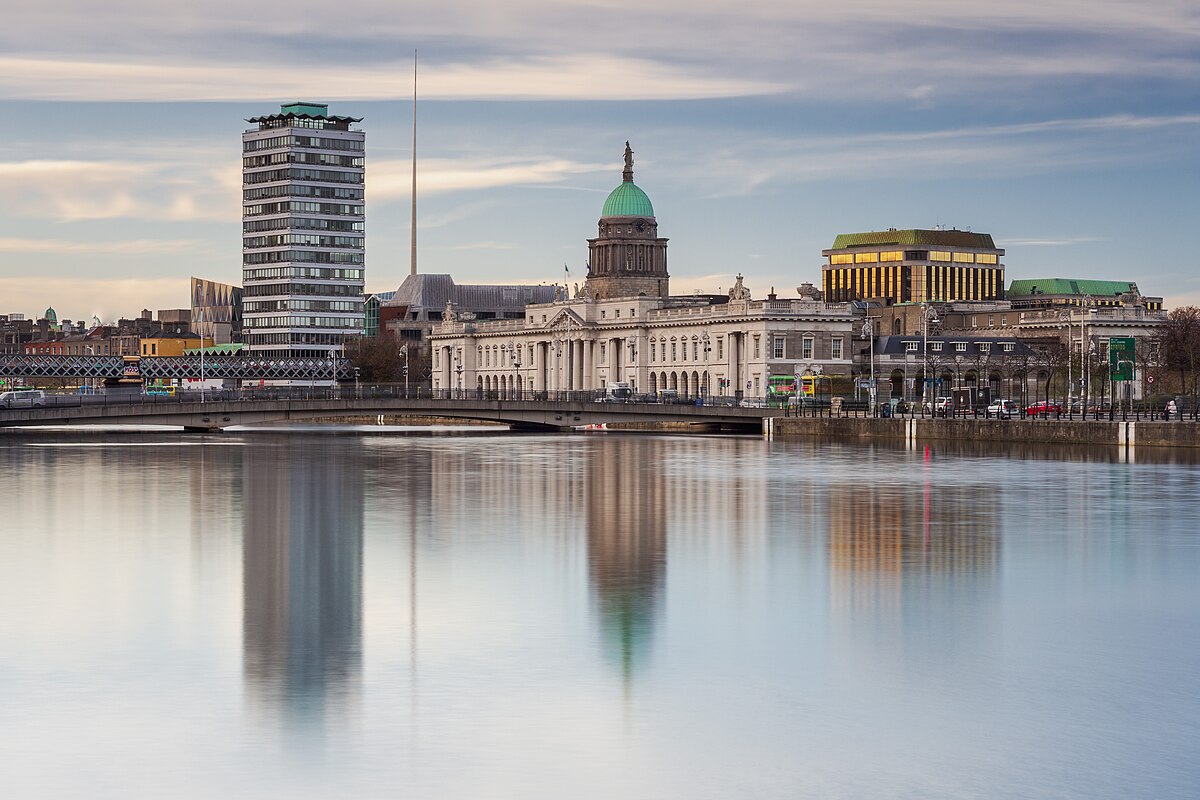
[
  {"left": 0, "top": 238, "right": 202, "bottom": 255},
  {"left": 1002, "top": 236, "right": 1103, "bottom": 247},
  {"left": 372, "top": 157, "right": 610, "bottom": 199},
  {"left": 0, "top": 277, "right": 188, "bottom": 322},
  {"left": 0, "top": 55, "right": 785, "bottom": 103},
  {"left": 0, "top": 160, "right": 237, "bottom": 222}
]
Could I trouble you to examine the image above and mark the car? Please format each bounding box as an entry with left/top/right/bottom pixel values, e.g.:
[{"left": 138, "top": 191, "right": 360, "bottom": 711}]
[
  {"left": 933, "top": 396, "right": 954, "bottom": 415},
  {"left": 1025, "top": 401, "right": 1062, "bottom": 416},
  {"left": 0, "top": 389, "right": 47, "bottom": 408},
  {"left": 987, "top": 399, "right": 1019, "bottom": 419}
]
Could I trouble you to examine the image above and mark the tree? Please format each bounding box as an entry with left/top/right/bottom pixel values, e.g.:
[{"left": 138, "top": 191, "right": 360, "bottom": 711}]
[
  {"left": 347, "top": 337, "right": 429, "bottom": 385},
  {"left": 1157, "top": 306, "right": 1200, "bottom": 402}
]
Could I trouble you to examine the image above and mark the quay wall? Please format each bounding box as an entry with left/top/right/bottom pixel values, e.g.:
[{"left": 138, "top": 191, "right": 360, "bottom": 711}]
[{"left": 765, "top": 417, "right": 1200, "bottom": 448}]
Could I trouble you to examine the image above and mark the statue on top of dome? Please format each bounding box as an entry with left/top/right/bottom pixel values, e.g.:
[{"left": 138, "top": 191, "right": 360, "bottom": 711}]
[{"left": 623, "top": 141, "right": 634, "bottom": 182}]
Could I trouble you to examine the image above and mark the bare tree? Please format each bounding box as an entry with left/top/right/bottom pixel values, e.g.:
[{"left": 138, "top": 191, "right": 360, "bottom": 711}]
[
  {"left": 347, "top": 337, "right": 429, "bottom": 384},
  {"left": 1157, "top": 306, "right": 1200, "bottom": 403}
]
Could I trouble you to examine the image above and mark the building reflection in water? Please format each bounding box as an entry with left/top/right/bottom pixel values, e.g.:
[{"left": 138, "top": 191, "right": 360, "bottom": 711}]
[
  {"left": 242, "top": 438, "right": 364, "bottom": 724},
  {"left": 826, "top": 464, "right": 1000, "bottom": 655},
  {"left": 586, "top": 437, "right": 668, "bottom": 681}
]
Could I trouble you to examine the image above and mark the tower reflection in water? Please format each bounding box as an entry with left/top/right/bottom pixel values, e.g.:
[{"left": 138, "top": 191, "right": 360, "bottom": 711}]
[
  {"left": 586, "top": 437, "right": 668, "bottom": 680},
  {"left": 242, "top": 438, "right": 364, "bottom": 723}
]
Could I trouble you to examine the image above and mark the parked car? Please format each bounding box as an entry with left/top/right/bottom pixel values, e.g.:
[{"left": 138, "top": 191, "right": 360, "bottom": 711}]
[
  {"left": 987, "top": 399, "right": 1019, "bottom": 419},
  {"left": 0, "top": 389, "right": 47, "bottom": 408},
  {"left": 933, "top": 396, "right": 954, "bottom": 415},
  {"left": 1025, "top": 400, "right": 1062, "bottom": 416}
]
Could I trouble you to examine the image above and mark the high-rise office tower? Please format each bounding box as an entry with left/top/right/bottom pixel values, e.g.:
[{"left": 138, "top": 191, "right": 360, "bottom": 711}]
[{"left": 241, "top": 102, "right": 365, "bottom": 363}]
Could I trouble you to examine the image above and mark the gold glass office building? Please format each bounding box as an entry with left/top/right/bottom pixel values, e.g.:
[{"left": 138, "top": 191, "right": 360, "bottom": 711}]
[{"left": 822, "top": 229, "right": 1005, "bottom": 304}]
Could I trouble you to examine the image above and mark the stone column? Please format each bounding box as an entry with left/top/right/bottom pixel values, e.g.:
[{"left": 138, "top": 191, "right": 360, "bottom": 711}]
[
  {"left": 535, "top": 342, "right": 546, "bottom": 392},
  {"left": 582, "top": 339, "right": 593, "bottom": 391},
  {"left": 633, "top": 328, "right": 648, "bottom": 394}
]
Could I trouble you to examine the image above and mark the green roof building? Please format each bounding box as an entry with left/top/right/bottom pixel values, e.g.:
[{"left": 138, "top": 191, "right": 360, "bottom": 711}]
[
  {"left": 585, "top": 143, "right": 670, "bottom": 300},
  {"left": 822, "top": 228, "right": 1005, "bottom": 305},
  {"left": 1007, "top": 278, "right": 1162, "bottom": 311}
]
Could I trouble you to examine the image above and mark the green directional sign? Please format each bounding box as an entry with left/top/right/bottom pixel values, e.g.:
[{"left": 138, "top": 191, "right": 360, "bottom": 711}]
[{"left": 1109, "top": 337, "right": 1136, "bottom": 381}]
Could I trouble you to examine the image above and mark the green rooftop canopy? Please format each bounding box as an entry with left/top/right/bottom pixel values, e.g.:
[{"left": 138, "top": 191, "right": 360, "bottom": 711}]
[
  {"left": 831, "top": 229, "right": 997, "bottom": 249},
  {"left": 1008, "top": 279, "right": 1138, "bottom": 297}
]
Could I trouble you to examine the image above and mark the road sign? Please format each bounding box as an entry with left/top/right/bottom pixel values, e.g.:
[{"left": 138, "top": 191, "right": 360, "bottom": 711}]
[
  {"left": 1109, "top": 337, "right": 1136, "bottom": 381},
  {"left": 1147, "top": 374, "right": 1156, "bottom": 385}
]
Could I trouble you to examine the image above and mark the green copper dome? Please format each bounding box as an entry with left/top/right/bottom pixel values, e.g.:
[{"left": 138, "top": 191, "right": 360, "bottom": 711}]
[{"left": 602, "top": 181, "right": 654, "bottom": 218}]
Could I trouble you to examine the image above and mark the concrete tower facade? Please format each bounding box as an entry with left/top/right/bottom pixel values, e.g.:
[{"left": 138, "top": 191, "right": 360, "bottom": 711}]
[{"left": 241, "top": 102, "right": 365, "bottom": 360}]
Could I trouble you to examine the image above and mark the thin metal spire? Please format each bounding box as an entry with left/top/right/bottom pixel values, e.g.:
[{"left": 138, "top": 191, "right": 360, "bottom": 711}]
[{"left": 410, "top": 51, "right": 418, "bottom": 277}]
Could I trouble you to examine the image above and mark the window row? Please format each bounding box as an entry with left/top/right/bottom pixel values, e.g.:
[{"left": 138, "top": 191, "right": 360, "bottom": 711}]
[
  {"left": 244, "top": 135, "right": 364, "bottom": 153},
  {"left": 243, "top": 266, "right": 364, "bottom": 280},
  {"left": 242, "top": 217, "right": 364, "bottom": 233},
  {"left": 243, "top": 300, "right": 364, "bottom": 313},
  {"left": 242, "top": 282, "right": 365, "bottom": 298},
  {"left": 243, "top": 234, "right": 364, "bottom": 250},
  {"left": 244, "top": 167, "right": 363, "bottom": 185},
  {"left": 243, "top": 250, "right": 364, "bottom": 265},
  {"left": 244, "top": 315, "right": 364, "bottom": 329},
  {"left": 243, "top": 152, "right": 363, "bottom": 169},
  {"left": 244, "top": 201, "right": 363, "bottom": 217},
  {"left": 243, "top": 185, "right": 363, "bottom": 202}
]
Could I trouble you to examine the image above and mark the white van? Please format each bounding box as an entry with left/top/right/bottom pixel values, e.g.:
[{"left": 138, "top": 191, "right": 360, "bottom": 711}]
[
  {"left": 604, "top": 382, "right": 632, "bottom": 402},
  {"left": 0, "top": 390, "right": 47, "bottom": 408}
]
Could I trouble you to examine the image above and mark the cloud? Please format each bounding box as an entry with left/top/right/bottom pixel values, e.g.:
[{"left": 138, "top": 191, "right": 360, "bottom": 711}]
[
  {"left": 679, "top": 113, "right": 1200, "bottom": 195},
  {"left": 0, "top": 55, "right": 785, "bottom": 103},
  {"left": 0, "top": 160, "right": 238, "bottom": 223},
  {"left": 0, "top": 277, "right": 188, "bottom": 323},
  {"left": 372, "top": 157, "right": 610, "bottom": 200},
  {"left": 1002, "top": 236, "right": 1103, "bottom": 247},
  {"left": 0, "top": 238, "right": 202, "bottom": 255}
]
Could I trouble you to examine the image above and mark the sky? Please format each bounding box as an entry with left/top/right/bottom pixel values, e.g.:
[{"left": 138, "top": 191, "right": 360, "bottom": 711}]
[{"left": 1, "top": 0, "right": 1198, "bottom": 322}]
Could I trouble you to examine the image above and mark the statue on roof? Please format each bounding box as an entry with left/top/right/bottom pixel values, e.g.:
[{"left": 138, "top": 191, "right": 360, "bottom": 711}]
[
  {"left": 623, "top": 141, "right": 634, "bottom": 182},
  {"left": 729, "top": 274, "right": 751, "bottom": 301},
  {"left": 441, "top": 300, "right": 456, "bottom": 322}
]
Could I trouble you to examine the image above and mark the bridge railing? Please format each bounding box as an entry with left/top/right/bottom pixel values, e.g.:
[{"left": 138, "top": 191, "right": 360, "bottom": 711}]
[{"left": 0, "top": 384, "right": 764, "bottom": 411}]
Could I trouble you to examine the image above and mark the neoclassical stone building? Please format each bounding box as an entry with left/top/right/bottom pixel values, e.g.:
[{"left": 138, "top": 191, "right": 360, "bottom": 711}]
[{"left": 429, "top": 145, "right": 857, "bottom": 398}]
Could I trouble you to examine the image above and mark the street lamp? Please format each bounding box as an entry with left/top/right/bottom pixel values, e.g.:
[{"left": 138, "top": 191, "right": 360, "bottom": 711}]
[
  {"left": 861, "top": 318, "right": 875, "bottom": 414},
  {"left": 510, "top": 345, "right": 522, "bottom": 399},
  {"left": 1058, "top": 310, "right": 1074, "bottom": 411},
  {"left": 922, "top": 303, "right": 939, "bottom": 409},
  {"left": 399, "top": 344, "right": 409, "bottom": 397},
  {"left": 454, "top": 358, "right": 463, "bottom": 399}
]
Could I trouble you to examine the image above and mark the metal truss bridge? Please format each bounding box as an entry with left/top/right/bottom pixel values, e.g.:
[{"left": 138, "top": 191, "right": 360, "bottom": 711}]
[{"left": 0, "top": 354, "right": 353, "bottom": 382}]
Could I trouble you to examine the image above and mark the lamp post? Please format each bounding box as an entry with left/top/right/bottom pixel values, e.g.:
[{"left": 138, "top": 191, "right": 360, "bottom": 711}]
[
  {"left": 399, "top": 344, "right": 409, "bottom": 397},
  {"left": 701, "top": 333, "right": 711, "bottom": 396},
  {"left": 922, "top": 303, "right": 939, "bottom": 410},
  {"left": 454, "top": 358, "right": 463, "bottom": 399},
  {"left": 861, "top": 318, "right": 875, "bottom": 414},
  {"left": 510, "top": 345, "right": 521, "bottom": 399},
  {"left": 1058, "top": 310, "right": 1074, "bottom": 411}
]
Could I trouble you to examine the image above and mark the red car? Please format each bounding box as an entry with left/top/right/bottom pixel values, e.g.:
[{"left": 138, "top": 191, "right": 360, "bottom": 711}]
[{"left": 1025, "top": 401, "right": 1062, "bottom": 416}]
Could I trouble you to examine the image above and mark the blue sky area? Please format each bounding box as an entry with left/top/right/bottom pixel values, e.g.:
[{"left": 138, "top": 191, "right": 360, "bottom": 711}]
[{"left": 1, "top": 0, "right": 1197, "bottom": 321}]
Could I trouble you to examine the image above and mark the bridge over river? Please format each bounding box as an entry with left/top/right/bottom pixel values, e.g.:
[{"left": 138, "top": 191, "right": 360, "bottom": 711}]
[{"left": 0, "top": 390, "right": 771, "bottom": 432}]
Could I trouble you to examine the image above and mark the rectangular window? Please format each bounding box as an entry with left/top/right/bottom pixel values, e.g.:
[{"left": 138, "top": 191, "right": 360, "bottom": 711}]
[
  {"left": 1002, "top": 343, "right": 1015, "bottom": 352},
  {"left": 830, "top": 253, "right": 853, "bottom": 265},
  {"left": 717, "top": 338, "right": 724, "bottom": 360},
  {"left": 976, "top": 253, "right": 998, "bottom": 265},
  {"left": 978, "top": 343, "right": 991, "bottom": 354},
  {"left": 831, "top": 338, "right": 843, "bottom": 359},
  {"left": 600, "top": 343, "right": 607, "bottom": 363},
  {"left": 855, "top": 252, "right": 879, "bottom": 263},
  {"left": 774, "top": 337, "right": 786, "bottom": 359},
  {"left": 988, "top": 315, "right": 995, "bottom": 327},
  {"left": 614, "top": 309, "right": 620, "bottom": 318},
  {"left": 954, "top": 342, "right": 968, "bottom": 352},
  {"left": 630, "top": 308, "right": 636, "bottom": 317},
  {"left": 692, "top": 341, "right": 699, "bottom": 361},
  {"left": 650, "top": 343, "right": 656, "bottom": 362},
  {"left": 801, "top": 337, "right": 812, "bottom": 360},
  {"left": 879, "top": 250, "right": 903, "bottom": 262},
  {"left": 600, "top": 310, "right": 606, "bottom": 319},
  {"left": 953, "top": 252, "right": 975, "bottom": 263},
  {"left": 932, "top": 342, "right": 943, "bottom": 352},
  {"left": 930, "top": 251, "right": 951, "bottom": 262},
  {"left": 671, "top": 342, "right": 677, "bottom": 361},
  {"left": 905, "top": 340, "right": 919, "bottom": 352},
  {"left": 753, "top": 337, "right": 761, "bottom": 359}
]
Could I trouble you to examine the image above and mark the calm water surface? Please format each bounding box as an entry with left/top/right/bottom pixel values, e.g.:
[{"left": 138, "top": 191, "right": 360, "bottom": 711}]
[{"left": 1, "top": 430, "right": 1198, "bottom": 798}]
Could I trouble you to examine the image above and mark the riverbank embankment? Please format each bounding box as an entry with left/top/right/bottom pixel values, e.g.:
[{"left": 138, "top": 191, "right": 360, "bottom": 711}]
[{"left": 764, "top": 417, "right": 1200, "bottom": 448}]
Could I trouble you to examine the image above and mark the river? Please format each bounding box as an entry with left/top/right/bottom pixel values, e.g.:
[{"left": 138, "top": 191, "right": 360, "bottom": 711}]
[{"left": 1, "top": 429, "right": 1197, "bottom": 798}]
